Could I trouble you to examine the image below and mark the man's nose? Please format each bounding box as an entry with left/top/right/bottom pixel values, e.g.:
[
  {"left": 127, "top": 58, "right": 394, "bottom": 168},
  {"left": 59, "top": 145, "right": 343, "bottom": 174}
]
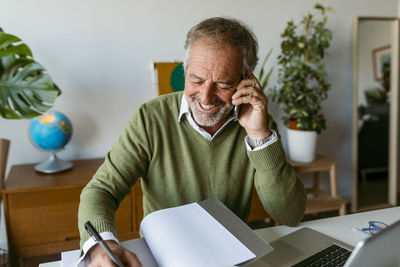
[{"left": 198, "top": 82, "right": 214, "bottom": 104}]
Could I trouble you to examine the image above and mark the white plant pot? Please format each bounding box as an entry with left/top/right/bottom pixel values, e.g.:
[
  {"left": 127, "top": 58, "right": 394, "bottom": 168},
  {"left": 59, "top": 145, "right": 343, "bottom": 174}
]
[{"left": 287, "top": 128, "right": 318, "bottom": 163}]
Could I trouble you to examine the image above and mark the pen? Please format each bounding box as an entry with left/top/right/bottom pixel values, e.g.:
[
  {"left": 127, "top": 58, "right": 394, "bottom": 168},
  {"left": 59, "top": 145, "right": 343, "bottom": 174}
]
[
  {"left": 84, "top": 221, "right": 124, "bottom": 267},
  {"left": 351, "top": 226, "right": 371, "bottom": 238}
]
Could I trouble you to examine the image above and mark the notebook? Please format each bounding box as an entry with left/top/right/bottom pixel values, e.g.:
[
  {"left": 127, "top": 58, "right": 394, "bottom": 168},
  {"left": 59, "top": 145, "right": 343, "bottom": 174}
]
[
  {"left": 248, "top": 219, "right": 400, "bottom": 267},
  {"left": 63, "top": 197, "right": 273, "bottom": 267}
]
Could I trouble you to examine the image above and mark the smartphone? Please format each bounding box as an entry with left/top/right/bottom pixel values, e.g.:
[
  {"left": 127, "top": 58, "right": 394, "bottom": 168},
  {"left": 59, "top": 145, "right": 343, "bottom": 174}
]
[
  {"left": 234, "top": 105, "right": 241, "bottom": 120},
  {"left": 234, "top": 72, "right": 247, "bottom": 120}
]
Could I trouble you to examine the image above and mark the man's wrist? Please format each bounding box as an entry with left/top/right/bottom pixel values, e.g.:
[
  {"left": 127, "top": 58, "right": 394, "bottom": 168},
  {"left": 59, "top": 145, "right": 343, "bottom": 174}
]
[
  {"left": 247, "top": 128, "right": 272, "bottom": 140},
  {"left": 247, "top": 137, "right": 270, "bottom": 148},
  {"left": 79, "top": 231, "right": 119, "bottom": 266}
]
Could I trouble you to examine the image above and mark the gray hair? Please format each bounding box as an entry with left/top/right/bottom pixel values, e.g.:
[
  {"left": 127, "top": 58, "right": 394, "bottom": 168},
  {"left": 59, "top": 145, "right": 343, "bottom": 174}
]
[{"left": 183, "top": 17, "right": 259, "bottom": 75}]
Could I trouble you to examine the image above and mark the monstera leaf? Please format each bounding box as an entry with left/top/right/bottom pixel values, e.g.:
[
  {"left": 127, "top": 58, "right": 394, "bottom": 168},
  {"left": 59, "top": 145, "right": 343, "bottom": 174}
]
[{"left": 0, "top": 30, "right": 60, "bottom": 119}]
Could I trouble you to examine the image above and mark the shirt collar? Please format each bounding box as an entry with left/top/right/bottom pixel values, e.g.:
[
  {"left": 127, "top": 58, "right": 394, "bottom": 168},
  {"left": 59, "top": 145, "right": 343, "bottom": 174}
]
[{"left": 178, "top": 94, "right": 190, "bottom": 123}]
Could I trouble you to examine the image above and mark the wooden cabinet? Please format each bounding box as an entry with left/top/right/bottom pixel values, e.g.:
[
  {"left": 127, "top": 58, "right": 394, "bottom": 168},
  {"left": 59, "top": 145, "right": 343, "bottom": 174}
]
[{"left": 2, "top": 158, "right": 143, "bottom": 266}]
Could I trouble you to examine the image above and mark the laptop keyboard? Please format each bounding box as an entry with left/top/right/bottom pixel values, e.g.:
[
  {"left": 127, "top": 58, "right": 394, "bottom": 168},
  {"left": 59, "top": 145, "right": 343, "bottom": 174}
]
[{"left": 292, "top": 244, "right": 352, "bottom": 267}]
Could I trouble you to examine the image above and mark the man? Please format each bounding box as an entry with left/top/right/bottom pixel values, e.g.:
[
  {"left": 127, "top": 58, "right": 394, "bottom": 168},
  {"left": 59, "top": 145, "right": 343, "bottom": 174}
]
[{"left": 78, "top": 17, "right": 306, "bottom": 266}]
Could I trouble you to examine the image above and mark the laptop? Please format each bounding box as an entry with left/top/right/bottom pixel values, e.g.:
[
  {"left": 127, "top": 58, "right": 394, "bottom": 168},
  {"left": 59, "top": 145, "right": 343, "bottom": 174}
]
[{"left": 247, "top": 219, "right": 400, "bottom": 267}]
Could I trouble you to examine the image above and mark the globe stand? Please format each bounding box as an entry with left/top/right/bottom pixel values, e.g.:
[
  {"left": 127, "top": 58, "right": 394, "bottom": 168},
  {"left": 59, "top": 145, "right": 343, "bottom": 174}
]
[{"left": 35, "top": 152, "right": 73, "bottom": 173}]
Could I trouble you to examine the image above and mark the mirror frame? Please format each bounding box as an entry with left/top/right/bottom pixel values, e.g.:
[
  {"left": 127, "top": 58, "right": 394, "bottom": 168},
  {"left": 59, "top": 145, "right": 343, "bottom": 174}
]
[{"left": 352, "top": 16, "right": 400, "bottom": 212}]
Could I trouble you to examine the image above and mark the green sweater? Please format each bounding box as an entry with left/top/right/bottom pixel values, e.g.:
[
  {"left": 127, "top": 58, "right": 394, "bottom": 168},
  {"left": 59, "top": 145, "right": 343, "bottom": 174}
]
[{"left": 78, "top": 92, "right": 306, "bottom": 247}]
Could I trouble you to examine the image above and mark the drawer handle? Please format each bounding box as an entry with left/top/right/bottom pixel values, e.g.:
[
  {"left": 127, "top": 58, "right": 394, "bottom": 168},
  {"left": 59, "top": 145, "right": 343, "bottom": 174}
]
[{"left": 65, "top": 236, "right": 79, "bottom": 241}]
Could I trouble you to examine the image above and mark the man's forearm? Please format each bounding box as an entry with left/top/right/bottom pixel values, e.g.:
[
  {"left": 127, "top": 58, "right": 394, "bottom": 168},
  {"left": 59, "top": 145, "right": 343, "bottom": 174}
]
[
  {"left": 249, "top": 139, "right": 307, "bottom": 226},
  {"left": 78, "top": 185, "right": 121, "bottom": 248}
]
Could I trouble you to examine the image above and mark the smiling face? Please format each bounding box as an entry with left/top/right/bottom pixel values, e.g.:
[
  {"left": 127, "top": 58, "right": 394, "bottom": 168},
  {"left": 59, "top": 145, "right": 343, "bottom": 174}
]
[{"left": 184, "top": 37, "right": 243, "bottom": 132}]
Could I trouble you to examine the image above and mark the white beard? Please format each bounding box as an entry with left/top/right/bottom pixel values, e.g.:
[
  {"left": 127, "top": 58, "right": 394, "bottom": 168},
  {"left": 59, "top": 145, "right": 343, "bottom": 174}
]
[{"left": 186, "top": 95, "right": 234, "bottom": 127}]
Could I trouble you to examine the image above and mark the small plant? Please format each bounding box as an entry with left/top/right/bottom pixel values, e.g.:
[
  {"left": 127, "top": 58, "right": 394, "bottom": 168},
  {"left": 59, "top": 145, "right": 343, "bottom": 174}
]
[
  {"left": 0, "top": 28, "right": 60, "bottom": 119},
  {"left": 258, "top": 48, "right": 274, "bottom": 90},
  {"left": 268, "top": 3, "right": 334, "bottom": 134}
]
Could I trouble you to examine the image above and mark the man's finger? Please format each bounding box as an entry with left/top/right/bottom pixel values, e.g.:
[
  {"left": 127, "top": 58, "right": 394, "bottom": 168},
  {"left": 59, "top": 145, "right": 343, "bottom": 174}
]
[
  {"left": 122, "top": 249, "right": 142, "bottom": 267},
  {"left": 89, "top": 252, "right": 115, "bottom": 267},
  {"left": 233, "top": 87, "right": 265, "bottom": 100},
  {"left": 246, "top": 69, "right": 257, "bottom": 79}
]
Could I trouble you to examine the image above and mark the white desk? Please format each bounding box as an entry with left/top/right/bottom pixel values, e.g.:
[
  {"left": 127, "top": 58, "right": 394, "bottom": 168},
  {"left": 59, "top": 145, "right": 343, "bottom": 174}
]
[{"left": 40, "top": 206, "right": 400, "bottom": 267}]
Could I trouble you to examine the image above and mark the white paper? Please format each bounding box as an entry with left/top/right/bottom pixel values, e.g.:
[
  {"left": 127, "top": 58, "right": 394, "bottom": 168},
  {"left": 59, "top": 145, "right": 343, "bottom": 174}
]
[
  {"left": 140, "top": 202, "right": 256, "bottom": 267},
  {"left": 120, "top": 238, "right": 158, "bottom": 267},
  {"left": 62, "top": 249, "right": 83, "bottom": 267}
]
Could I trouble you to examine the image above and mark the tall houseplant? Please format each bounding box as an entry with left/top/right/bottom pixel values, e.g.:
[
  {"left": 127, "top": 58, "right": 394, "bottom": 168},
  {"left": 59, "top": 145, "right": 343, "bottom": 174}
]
[
  {"left": 0, "top": 28, "right": 60, "bottom": 119},
  {"left": 268, "top": 3, "right": 334, "bottom": 162}
]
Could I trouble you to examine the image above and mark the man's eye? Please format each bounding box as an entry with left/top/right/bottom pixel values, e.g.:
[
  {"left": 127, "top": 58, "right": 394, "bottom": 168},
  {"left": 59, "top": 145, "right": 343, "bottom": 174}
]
[
  {"left": 216, "top": 84, "right": 233, "bottom": 90},
  {"left": 191, "top": 80, "right": 202, "bottom": 85}
]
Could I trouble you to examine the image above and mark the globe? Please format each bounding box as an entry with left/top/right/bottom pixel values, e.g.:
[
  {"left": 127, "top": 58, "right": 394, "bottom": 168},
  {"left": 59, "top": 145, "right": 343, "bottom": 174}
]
[
  {"left": 29, "top": 110, "right": 73, "bottom": 173},
  {"left": 30, "top": 111, "right": 73, "bottom": 151}
]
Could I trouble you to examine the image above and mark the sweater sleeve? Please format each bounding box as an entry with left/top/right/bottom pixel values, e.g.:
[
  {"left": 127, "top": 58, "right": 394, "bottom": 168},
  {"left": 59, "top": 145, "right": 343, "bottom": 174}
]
[
  {"left": 247, "top": 115, "right": 307, "bottom": 226},
  {"left": 78, "top": 105, "right": 152, "bottom": 248}
]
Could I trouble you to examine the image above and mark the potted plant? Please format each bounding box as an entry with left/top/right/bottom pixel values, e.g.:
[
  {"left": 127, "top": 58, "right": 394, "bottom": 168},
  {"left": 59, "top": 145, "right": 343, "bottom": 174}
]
[
  {"left": 267, "top": 3, "right": 334, "bottom": 162},
  {"left": 0, "top": 28, "right": 60, "bottom": 119}
]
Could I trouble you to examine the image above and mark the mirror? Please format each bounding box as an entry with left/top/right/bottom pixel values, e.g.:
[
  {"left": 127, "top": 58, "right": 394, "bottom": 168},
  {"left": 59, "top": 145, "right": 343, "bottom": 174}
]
[{"left": 352, "top": 17, "right": 400, "bottom": 212}]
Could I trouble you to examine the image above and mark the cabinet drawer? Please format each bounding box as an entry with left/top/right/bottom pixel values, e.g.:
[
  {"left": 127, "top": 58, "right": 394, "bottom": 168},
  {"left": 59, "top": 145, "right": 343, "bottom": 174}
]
[{"left": 6, "top": 188, "right": 132, "bottom": 247}]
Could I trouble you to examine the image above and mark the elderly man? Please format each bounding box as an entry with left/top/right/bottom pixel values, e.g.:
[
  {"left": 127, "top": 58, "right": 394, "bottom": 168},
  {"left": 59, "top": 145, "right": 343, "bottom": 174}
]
[{"left": 78, "top": 17, "right": 306, "bottom": 266}]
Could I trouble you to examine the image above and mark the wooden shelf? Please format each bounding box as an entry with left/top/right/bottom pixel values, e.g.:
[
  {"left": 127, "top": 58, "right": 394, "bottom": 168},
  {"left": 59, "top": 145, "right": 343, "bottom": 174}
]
[
  {"left": 306, "top": 195, "right": 347, "bottom": 215},
  {"left": 248, "top": 155, "right": 348, "bottom": 223},
  {"left": 291, "top": 155, "right": 348, "bottom": 216}
]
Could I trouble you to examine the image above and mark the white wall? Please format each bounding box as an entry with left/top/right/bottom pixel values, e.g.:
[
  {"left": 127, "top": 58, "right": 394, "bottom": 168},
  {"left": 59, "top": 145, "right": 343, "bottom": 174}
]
[{"left": 0, "top": 0, "right": 399, "bottom": 248}]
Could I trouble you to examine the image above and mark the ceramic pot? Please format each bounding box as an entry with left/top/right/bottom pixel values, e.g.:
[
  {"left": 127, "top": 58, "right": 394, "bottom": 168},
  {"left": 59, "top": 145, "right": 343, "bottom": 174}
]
[{"left": 287, "top": 128, "right": 318, "bottom": 163}]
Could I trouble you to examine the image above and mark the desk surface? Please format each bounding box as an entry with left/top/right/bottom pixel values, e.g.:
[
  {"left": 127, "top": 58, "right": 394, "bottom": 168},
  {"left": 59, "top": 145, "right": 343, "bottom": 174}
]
[
  {"left": 39, "top": 206, "right": 400, "bottom": 267},
  {"left": 255, "top": 206, "right": 400, "bottom": 247}
]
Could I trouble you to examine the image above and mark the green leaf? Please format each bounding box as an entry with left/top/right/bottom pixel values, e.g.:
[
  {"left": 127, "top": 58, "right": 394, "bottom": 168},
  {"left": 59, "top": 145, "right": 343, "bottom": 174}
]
[
  {"left": 0, "top": 32, "right": 32, "bottom": 56},
  {"left": 314, "top": 3, "right": 325, "bottom": 13},
  {"left": 258, "top": 48, "right": 274, "bottom": 89},
  {"left": 261, "top": 67, "right": 273, "bottom": 89},
  {"left": 0, "top": 43, "right": 32, "bottom": 58},
  {"left": 259, "top": 49, "right": 272, "bottom": 73},
  {"left": 0, "top": 33, "right": 20, "bottom": 49},
  {"left": 0, "top": 31, "right": 60, "bottom": 119}
]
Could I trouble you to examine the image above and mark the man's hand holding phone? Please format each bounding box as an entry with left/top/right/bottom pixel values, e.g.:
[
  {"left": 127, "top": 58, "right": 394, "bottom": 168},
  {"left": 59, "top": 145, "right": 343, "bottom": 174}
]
[{"left": 231, "top": 70, "right": 272, "bottom": 140}]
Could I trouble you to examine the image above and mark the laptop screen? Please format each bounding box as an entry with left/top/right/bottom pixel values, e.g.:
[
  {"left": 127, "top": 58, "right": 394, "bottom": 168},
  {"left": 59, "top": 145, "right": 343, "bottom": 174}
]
[{"left": 344, "top": 219, "right": 400, "bottom": 267}]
